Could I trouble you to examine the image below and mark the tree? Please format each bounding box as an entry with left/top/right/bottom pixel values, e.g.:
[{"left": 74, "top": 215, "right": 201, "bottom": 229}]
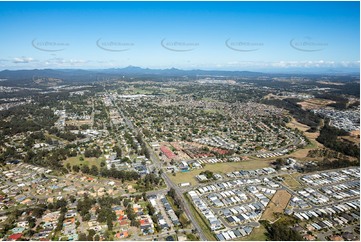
[
  {"left": 72, "top": 165, "right": 80, "bottom": 172},
  {"left": 264, "top": 219, "right": 304, "bottom": 241},
  {"left": 81, "top": 164, "right": 90, "bottom": 174},
  {"left": 130, "top": 219, "right": 140, "bottom": 227},
  {"left": 107, "top": 217, "right": 113, "bottom": 230},
  {"left": 84, "top": 147, "right": 102, "bottom": 158},
  {"left": 77, "top": 195, "right": 96, "bottom": 219},
  {"left": 147, "top": 203, "right": 155, "bottom": 216},
  {"left": 317, "top": 124, "right": 359, "bottom": 158},
  {"left": 80, "top": 124, "right": 90, "bottom": 130},
  {"left": 83, "top": 213, "right": 91, "bottom": 221},
  {"left": 90, "top": 165, "right": 99, "bottom": 176},
  {"left": 103, "top": 230, "right": 111, "bottom": 241},
  {"left": 26, "top": 216, "right": 36, "bottom": 228},
  {"left": 32, "top": 207, "right": 46, "bottom": 218},
  {"left": 69, "top": 195, "right": 76, "bottom": 203},
  {"left": 167, "top": 188, "right": 176, "bottom": 198},
  {"left": 78, "top": 233, "right": 87, "bottom": 241},
  {"left": 142, "top": 192, "right": 147, "bottom": 201},
  {"left": 54, "top": 198, "right": 67, "bottom": 209},
  {"left": 114, "top": 146, "right": 122, "bottom": 159},
  {"left": 87, "top": 229, "right": 96, "bottom": 241},
  {"left": 97, "top": 207, "right": 116, "bottom": 224},
  {"left": 123, "top": 199, "right": 130, "bottom": 208},
  {"left": 55, "top": 213, "right": 65, "bottom": 232},
  {"left": 200, "top": 170, "right": 214, "bottom": 179}
]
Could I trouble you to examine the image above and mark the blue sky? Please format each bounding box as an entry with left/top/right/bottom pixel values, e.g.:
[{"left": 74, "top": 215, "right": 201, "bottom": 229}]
[{"left": 0, "top": 1, "right": 359, "bottom": 72}]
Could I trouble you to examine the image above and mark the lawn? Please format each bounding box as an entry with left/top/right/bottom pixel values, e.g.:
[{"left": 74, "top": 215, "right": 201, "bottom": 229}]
[
  {"left": 202, "top": 108, "right": 220, "bottom": 114},
  {"left": 169, "top": 171, "right": 199, "bottom": 186},
  {"left": 63, "top": 155, "right": 104, "bottom": 169},
  {"left": 179, "top": 213, "right": 191, "bottom": 229},
  {"left": 280, "top": 173, "right": 302, "bottom": 189},
  {"left": 239, "top": 224, "right": 267, "bottom": 241},
  {"left": 261, "top": 189, "right": 292, "bottom": 222},
  {"left": 169, "top": 159, "right": 272, "bottom": 186},
  {"left": 186, "top": 233, "right": 199, "bottom": 241},
  {"left": 166, "top": 195, "right": 179, "bottom": 211}
]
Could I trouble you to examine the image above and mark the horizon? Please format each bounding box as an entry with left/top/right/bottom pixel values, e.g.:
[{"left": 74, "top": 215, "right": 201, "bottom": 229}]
[
  {"left": 0, "top": 65, "right": 360, "bottom": 75},
  {"left": 0, "top": 1, "right": 360, "bottom": 72}
]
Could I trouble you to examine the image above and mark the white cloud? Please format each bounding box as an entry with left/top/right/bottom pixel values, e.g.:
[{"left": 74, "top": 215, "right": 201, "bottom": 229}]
[
  {"left": 12, "top": 56, "right": 37, "bottom": 64},
  {"left": 223, "top": 60, "right": 360, "bottom": 69},
  {"left": 2, "top": 57, "right": 359, "bottom": 71},
  {"left": 44, "top": 57, "right": 91, "bottom": 66}
]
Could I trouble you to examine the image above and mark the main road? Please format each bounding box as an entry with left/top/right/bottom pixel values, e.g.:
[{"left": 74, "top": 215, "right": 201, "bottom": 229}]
[{"left": 106, "top": 90, "right": 209, "bottom": 241}]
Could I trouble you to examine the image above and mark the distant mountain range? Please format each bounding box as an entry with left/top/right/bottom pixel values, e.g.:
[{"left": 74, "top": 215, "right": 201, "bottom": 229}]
[
  {"left": 101, "top": 66, "right": 264, "bottom": 77},
  {"left": 0, "top": 66, "right": 264, "bottom": 81},
  {"left": 0, "top": 66, "right": 359, "bottom": 86}
]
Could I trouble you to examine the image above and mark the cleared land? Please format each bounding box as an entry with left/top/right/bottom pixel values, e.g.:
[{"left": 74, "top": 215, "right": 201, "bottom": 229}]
[
  {"left": 261, "top": 189, "right": 292, "bottom": 222},
  {"left": 340, "top": 134, "right": 360, "bottom": 146},
  {"left": 350, "top": 130, "right": 360, "bottom": 137},
  {"left": 298, "top": 98, "right": 336, "bottom": 110},
  {"left": 65, "top": 119, "right": 92, "bottom": 126},
  {"left": 280, "top": 173, "right": 302, "bottom": 189},
  {"left": 286, "top": 118, "right": 324, "bottom": 159},
  {"left": 263, "top": 93, "right": 286, "bottom": 100},
  {"left": 169, "top": 159, "right": 272, "bottom": 186},
  {"left": 63, "top": 155, "right": 104, "bottom": 169}
]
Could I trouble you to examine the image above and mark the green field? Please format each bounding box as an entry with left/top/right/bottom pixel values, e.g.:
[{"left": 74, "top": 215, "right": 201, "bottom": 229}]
[
  {"left": 169, "top": 171, "right": 199, "bottom": 186},
  {"left": 202, "top": 109, "right": 220, "bottom": 114},
  {"left": 169, "top": 159, "right": 272, "bottom": 186},
  {"left": 280, "top": 173, "right": 302, "bottom": 189},
  {"left": 45, "top": 133, "right": 64, "bottom": 141},
  {"left": 186, "top": 233, "right": 199, "bottom": 241},
  {"left": 63, "top": 155, "right": 105, "bottom": 169}
]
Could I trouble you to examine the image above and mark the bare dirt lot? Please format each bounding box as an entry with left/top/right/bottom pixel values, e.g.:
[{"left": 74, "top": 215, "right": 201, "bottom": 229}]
[
  {"left": 286, "top": 118, "right": 324, "bottom": 159},
  {"left": 340, "top": 130, "right": 360, "bottom": 146},
  {"left": 65, "top": 119, "right": 92, "bottom": 127},
  {"left": 340, "top": 136, "right": 360, "bottom": 146},
  {"left": 298, "top": 98, "right": 336, "bottom": 110},
  {"left": 261, "top": 189, "right": 292, "bottom": 222}
]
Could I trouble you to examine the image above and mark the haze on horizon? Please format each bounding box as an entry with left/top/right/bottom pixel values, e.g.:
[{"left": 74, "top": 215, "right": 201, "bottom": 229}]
[{"left": 0, "top": 1, "right": 359, "bottom": 73}]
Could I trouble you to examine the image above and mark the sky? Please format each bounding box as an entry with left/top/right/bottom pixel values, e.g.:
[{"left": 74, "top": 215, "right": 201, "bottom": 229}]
[{"left": 0, "top": 1, "right": 359, "bottom": 72}]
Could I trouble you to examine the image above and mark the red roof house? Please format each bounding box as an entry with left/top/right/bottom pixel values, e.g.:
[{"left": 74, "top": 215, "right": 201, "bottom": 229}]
[{"left": 8, "top": 233, "right": 23, "bottom": 241}]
